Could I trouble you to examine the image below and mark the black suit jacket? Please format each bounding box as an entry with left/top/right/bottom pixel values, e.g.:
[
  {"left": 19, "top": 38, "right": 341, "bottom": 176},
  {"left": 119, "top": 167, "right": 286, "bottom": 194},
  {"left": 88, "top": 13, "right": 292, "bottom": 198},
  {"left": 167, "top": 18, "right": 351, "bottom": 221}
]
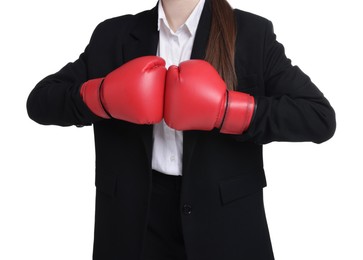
[{"left": 27, "top": 1, "right": 336, "bottom": 259}]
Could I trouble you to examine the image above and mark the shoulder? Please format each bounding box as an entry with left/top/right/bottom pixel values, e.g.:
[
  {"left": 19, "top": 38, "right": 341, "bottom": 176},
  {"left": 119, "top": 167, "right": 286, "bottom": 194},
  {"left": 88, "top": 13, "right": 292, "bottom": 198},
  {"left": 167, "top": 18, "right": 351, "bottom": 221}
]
[
  {"left": 91, "top": 8, "right": 155, "bottom": 39},
  {"left": 233, "top": 9, "right": 273, "bottom": 33}
]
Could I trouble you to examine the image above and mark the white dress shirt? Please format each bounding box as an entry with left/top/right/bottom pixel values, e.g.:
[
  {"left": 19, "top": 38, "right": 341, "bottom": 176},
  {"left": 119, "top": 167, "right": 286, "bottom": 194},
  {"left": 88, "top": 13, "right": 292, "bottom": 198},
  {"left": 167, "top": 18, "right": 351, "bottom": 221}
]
[{"left": 152, "top": 0, "right": 205, "bottom": 176}]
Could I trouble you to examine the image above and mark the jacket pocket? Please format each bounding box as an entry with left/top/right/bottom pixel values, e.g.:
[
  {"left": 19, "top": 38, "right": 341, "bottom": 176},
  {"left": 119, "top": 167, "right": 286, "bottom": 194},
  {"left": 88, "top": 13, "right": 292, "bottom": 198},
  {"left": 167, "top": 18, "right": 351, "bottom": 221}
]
[
  {"left": 95, "top": 173, "right": 118, "bottom": 198},
  {"left": 219, "top": 171, "right": 267, "bottom": 205}
]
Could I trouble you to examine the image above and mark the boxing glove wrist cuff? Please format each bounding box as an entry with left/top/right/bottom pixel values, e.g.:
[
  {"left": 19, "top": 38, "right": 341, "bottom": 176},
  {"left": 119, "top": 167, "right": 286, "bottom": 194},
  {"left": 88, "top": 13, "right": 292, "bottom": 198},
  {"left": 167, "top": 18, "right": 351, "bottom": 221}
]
[
  {"left": 80, "top": 78, "right": 111, "bottom": 119},
  {"left": 219, "top": 91, "right": 255, "bottom": 134},
  {"left": 217, "top": 90, "right": 229, "bottom": 129}
]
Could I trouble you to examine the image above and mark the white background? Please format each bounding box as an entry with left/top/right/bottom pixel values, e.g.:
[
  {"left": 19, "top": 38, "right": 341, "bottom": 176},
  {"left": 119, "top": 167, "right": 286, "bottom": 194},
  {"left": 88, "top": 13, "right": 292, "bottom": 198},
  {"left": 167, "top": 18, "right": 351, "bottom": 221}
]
[{"left": 1, "top": 0, "right": 362, "bottom": 259}]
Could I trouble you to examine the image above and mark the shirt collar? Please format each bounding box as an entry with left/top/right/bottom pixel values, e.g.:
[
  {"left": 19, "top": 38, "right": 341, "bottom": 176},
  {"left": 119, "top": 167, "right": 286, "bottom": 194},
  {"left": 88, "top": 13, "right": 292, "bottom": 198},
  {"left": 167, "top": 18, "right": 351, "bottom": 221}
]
[{"left": 157, "top": 0, "right": 205, "bottom": 35}]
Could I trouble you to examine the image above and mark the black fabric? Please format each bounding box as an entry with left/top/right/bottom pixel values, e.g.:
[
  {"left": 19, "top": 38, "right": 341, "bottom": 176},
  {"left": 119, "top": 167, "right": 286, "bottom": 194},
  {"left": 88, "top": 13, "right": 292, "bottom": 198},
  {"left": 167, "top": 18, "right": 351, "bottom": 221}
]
[
  {"left": 26, "top": 0, "right": 336, "bottom": 259},
  {"left": 140, "top": 170, "right": 187, "bottom": 260}
]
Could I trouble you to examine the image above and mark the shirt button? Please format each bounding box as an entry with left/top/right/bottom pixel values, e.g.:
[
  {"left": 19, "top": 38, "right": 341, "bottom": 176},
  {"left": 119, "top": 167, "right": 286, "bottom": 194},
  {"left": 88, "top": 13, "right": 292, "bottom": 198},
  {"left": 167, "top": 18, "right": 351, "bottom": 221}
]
[
  {"left": 170, "top": 155, "right": 175, "bottom": 162},
  {"left": 182, "top": 204, "right": 192, "bottom": 215}
]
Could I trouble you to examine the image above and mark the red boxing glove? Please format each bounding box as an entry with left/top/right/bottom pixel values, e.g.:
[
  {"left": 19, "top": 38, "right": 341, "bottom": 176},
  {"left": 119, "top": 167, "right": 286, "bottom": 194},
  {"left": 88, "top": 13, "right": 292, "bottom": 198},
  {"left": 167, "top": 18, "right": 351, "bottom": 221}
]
[
  {"left": 80, "top": 56, "right": 166, "bottom": 124},
  {"left": 164, "top": 60, "right": 255, "bottom": 134}
]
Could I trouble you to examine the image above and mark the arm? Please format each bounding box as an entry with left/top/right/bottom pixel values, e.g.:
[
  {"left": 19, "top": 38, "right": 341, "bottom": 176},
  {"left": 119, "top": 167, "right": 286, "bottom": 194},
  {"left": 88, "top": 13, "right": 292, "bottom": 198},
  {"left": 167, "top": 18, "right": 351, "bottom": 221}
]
[
  {"left": 26, "top": 50, "right": 101, "bottom": 126},
  {"left": 26, "top": 25, "right": 102, "bottom": 127},
  {"left": 237, "top": 20, "right": 336, "bottom": 144},
  {"left": 27, "top": 19, "right": 166, "bottom": 127}
]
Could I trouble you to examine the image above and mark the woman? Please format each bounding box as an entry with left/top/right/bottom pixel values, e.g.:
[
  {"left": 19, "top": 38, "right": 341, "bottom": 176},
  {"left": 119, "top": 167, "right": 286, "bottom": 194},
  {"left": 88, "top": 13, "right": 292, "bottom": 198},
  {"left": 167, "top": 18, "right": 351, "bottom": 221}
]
[{"left": 27, "top": 0, "right": 336, "bottom": 259}]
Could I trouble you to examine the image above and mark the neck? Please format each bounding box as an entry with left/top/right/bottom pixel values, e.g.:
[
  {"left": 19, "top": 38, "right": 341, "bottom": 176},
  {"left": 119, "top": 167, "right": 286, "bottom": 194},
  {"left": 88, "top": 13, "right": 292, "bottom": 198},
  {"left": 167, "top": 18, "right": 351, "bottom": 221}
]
[{"left": 161, "top": 0, "right": 201, "bottom": 32}]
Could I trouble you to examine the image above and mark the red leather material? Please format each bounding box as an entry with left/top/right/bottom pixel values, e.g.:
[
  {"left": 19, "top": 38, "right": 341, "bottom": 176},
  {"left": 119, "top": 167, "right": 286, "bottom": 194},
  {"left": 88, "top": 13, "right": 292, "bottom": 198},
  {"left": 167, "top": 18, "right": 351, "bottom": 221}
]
[
  {"left": 220, "top": 91, "right": 255, "bottom": 134},
  {"left": 164, "top": 59, "right": 255, "bottom": 134},
  {"left": 81, "top": 56, "right": 166, "bottom": 124},
  {"left": 164, "top": 60, "right": 227, "bottom": 131},
  {"left": 80, "top": 78, "right": 110, "bottom": 119}
]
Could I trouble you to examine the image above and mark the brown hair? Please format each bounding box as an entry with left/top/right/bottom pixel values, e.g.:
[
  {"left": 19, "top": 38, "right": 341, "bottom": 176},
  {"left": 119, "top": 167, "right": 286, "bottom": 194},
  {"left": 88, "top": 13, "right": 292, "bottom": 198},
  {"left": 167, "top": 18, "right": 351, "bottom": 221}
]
[{"left": 205, "top": 0, "right": 237, "bottom": 90}]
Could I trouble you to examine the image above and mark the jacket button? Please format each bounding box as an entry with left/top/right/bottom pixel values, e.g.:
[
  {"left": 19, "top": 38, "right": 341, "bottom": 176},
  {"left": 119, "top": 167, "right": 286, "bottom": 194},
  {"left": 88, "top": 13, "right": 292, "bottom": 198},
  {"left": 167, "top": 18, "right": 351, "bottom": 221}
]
[{"left": 182, "top": 204, "right": 192, "bottom": 215}]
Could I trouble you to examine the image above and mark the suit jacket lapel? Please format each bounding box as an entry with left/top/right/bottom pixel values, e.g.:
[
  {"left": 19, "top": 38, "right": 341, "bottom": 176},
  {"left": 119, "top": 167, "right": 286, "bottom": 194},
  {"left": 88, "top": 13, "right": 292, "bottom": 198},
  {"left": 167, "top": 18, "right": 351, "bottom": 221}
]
[
  {"left": 122, "top": 5, "right": 159, "bottom": 62},
  {"left": 190, "top": 0, "right": 212, "bottom": 60},
  {"left": 121, "top": 1, "right": 212, "bottom": 172},
  {"left": 122, "top": 5, "right": 159, "bottom": 165},
  {"left": 183, "top": 0, "right": 212, "bottom": 175}
]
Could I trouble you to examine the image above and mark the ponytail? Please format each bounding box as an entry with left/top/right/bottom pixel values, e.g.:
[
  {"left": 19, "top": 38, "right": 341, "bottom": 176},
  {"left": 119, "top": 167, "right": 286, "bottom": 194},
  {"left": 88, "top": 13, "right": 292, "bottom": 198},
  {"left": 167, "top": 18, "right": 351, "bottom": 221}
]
[{"left": 205, "top": 0, "right": 237, "bottom": 90}]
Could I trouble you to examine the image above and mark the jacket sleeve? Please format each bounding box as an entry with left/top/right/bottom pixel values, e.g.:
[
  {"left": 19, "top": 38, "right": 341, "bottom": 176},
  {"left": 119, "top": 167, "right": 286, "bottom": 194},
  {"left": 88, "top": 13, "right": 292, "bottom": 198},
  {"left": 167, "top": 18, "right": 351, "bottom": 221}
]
[
  {"left": 236, "top": 20, "right": 336, "bottom": 144},
  {"left": 26, "top": 27, "right": 103, "bottom": 127}
]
